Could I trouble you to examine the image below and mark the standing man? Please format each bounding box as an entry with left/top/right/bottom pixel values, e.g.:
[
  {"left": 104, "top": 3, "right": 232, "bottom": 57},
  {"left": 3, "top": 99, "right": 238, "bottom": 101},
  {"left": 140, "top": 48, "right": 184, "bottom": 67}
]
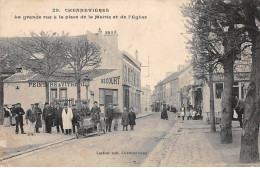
[
  {"left": 62, "top": 103, "right": 73, "bottom": 135},
  {"left": 91, "top": 101, "right": 101, "bottom": 134},
  {"left": 25, "top": 104, "right": 37, "bottom": 136},
  {"left": 81, "top": 101, "right": 90, "bottom": 117},
  {"left": 54, "top": 103, "right": 64, "bottom": 134},
  {"left": 50, "top": 102, "right": 56, "bottom": 127},
  {"left": 43, "top": 102, "right": 53, "bottom": 133},
  {"left": 34, "top": 103, "right": 42, "bottom": 133},
  {"left": 72, "top": 104, "right": 80, "bottom": 134},
  {"left": 105, "top": 103, "right": 114, "bottom": 132},
  {"left": 13, "top": 103, "right": 26, "bottom": 134}
]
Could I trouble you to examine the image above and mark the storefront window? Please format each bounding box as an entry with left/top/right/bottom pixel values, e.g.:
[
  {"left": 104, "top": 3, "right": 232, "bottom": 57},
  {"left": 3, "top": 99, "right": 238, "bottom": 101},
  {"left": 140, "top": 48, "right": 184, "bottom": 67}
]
[
  {"left": 99, "top": 89, "right": 118, "bottom": 106},
  {"left": 99, "top": 89, "right": 105, "bottom": 105},
  {"left": 113, "top": 90, "right": 118, "bottom": 105},
  {"left": 50, "top": 88, "right": 57, "bottom": 103},
  {"left": 215, "top": 83, "right": 223, "bottom": 99},
  {"left": 59, "top": 88, "right": 67, "bottom": 99}
]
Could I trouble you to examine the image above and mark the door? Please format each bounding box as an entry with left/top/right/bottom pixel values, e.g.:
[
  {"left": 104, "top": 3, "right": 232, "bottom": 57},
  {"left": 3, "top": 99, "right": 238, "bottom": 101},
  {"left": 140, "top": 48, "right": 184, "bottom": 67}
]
[
  {"left": 123, "top": 89, "right": 129, "bottom": 109},
  {"left": 105, "top": 95, "right": 113, "bottom": 111}
]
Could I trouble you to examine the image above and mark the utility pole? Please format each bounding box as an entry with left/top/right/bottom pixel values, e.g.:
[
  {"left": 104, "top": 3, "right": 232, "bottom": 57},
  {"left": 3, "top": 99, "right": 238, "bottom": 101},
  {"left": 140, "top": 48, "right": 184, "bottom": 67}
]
[{"left": 141, "top": 56, "right": 150, "bottom": 77}]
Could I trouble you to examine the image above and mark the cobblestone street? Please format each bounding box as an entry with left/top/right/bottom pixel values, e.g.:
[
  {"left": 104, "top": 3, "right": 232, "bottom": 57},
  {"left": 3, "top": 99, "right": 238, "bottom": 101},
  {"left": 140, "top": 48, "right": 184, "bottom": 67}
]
[{"left": 142, "top": 117, "right": 260, "bottom": 167}]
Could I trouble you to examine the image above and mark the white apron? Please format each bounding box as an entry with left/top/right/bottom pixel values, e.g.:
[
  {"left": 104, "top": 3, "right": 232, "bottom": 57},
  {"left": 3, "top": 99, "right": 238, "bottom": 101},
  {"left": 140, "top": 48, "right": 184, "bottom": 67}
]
[{"left": 62, "top": 108, "right": 73, "bottom": 129}]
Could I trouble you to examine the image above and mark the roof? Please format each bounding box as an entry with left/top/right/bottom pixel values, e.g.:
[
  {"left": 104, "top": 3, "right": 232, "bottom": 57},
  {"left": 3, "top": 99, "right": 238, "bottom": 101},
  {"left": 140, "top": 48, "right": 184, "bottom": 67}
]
[
  {"left": 156, "top": 65, "right": 192, "bottom": 86},
  {"left": 3, "top": 69, "right": 116, "bottom": 83}
]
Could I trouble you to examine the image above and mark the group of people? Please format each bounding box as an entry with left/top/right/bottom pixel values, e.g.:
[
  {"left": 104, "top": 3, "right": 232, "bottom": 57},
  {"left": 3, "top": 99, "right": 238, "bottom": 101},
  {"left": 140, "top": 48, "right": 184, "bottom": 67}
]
[
  {"left": 180, "top": 103, "right": 202, "bottom": 122},
  {"left": 159, "top": 101, "right": 202, "bottom": 122},
  {"left": 3, "top": 101, "right": 137, "bottom": 135}
]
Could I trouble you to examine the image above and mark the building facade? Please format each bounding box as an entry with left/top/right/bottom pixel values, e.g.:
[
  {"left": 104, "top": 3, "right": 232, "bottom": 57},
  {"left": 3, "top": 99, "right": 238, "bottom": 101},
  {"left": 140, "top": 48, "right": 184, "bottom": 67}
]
[
  {"left": 141, "top": 85, "right": 152, "bottom": 112},
  {"left": 3, "top": 29, "right": 142, "bottom": 113}
]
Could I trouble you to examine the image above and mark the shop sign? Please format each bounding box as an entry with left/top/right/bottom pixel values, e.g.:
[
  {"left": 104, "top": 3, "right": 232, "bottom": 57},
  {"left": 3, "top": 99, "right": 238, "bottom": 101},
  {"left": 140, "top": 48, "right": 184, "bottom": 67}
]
[
  {"left": 28, "top": 82, "right": 88, "bottom": 87},
  {"left": 101, "top": 76, "right": 120, "bottom": 85}
]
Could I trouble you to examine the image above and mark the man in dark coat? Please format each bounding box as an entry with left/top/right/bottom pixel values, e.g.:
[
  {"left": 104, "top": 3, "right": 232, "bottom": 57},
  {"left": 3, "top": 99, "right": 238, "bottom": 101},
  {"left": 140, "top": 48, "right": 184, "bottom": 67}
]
[
  {"left": 43, "top": 102, "right": 53, "bottom": 133},
  {"left": 235, "top": 99, "right": 245, "bottom": 128},
  {"left": 105, "top": 103, "right": 114, "bottom": 132},
  {"left": 54, "top": 103, "right": 64, "bottom": 133},
  {"left": 91, "top": 101, "right": 101, "bottom": 124},
  {"left": 50, "top": 102, "right": 56, "bottom": 127},
  {"left": 13, "top": 103, "right": 26, "bottom": 134},
  {"left": 81, "top": 101, "right": 90, "bottom": 117},
  {"left": 72, "top": 104, "right": 81, "bottom": 134},
  {"left": 34, "top": 103, "right": 42, "bottom": 133}
]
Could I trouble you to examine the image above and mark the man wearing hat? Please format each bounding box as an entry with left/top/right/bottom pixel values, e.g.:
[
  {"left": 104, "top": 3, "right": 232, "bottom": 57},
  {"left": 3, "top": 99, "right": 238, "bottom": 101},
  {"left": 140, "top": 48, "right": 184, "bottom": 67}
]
[
  {"left": 54, "top": 103, "right": 64, "bottom": 134},
  {"left": 80, "top": 101, "right": 90, "bottom": 117},
  {"left": 13, "top": 103, "right": 26, "bottom": 134},
  {"left": 62, "top": 103, "right": 73, "bottom": 135},
  {"left": 72, "top": 104, "right": 80, "bottom": 134},
  {"left": 105, "top": 103, "right": 114, "bottom": 132},
  {"left": 34, "top": 103, "right": 42, "bottom": 133},
  {"left": 43, "top": 102, "right": 53, "bottom": 133},
  {"left": 90, "top": 101, "right": 101, "bottom": 133},
  {"left": 25, "top": 104, "right": 37, "bottom": 136}
]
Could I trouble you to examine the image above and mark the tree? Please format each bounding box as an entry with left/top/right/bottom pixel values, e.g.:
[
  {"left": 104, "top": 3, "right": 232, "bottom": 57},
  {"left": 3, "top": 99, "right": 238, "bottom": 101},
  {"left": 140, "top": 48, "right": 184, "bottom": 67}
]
[
  {"left": 238, "top": 0, "right": 260, "bottom": 163},
  {"left": 11, "top": 31, "right": 67, "bottom": 103},
  {"left": 182, "top": 2, "right": 223, "bottom": 132},
  {"left": 0, "top": 38, "right": 18, "bottom": 124},
  {"left": 63, "top": 35, "right": 101, "bottom": 109},
  {"left": 182, "top": 0, "right": 249, "bottom": 143}
]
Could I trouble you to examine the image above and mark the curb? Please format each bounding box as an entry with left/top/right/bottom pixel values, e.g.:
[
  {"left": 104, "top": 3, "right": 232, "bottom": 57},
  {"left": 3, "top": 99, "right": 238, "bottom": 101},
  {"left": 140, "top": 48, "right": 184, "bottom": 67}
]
[
  {"left": 1, "top": 136, "right": 76, "bottom": 162},
  {"left": 137, "top": 112, "right": 158, "bottom": 119}
]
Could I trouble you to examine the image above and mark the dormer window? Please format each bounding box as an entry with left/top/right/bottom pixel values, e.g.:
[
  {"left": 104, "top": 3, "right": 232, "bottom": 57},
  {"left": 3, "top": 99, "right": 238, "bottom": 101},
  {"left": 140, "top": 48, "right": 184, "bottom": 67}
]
[{"left": 16, "top": 67, "right": 23, "bottom": 73}]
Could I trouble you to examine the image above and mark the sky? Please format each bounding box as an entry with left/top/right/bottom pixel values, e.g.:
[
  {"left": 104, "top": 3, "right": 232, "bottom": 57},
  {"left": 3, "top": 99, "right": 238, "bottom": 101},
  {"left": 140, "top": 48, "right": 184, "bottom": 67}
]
[{"left": 0, "top": 0, "right": 189, "bottom": 90}]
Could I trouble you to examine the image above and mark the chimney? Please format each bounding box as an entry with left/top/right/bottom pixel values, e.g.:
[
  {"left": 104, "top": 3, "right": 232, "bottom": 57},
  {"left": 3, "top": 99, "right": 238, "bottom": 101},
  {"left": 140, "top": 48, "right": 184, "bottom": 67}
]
[
  {"left": 135, "top": 50, "right": 138, "bottom": 60},
  {"left": 104, "top": 30, "right": 118, "bottom": 49}
]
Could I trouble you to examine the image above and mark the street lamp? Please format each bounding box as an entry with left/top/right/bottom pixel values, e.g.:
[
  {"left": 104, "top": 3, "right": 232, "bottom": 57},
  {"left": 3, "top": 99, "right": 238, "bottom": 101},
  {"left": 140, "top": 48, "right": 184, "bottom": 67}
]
[{"left": 83, "top": 76, "right": 90, "bottom": 103}]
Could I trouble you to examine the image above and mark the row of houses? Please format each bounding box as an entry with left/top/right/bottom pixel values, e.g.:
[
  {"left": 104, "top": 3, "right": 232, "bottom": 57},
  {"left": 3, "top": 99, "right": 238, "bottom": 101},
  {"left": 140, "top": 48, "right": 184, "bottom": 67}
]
[
  {"left": 152, "top": 56, "right": 251, "bottom": 120},
  {"left": 2, "top": 29, "right": 142, "bottom": 114}
]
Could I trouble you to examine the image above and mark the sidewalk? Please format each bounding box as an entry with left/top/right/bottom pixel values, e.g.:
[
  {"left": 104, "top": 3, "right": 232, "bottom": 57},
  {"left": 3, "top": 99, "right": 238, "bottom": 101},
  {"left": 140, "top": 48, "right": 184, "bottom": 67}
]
[
  {"left": 0, "top": 124, "right": 75, "bottom": 160},
  {"left": 142, "top": 117, "right": 260, "bottom": 167}
]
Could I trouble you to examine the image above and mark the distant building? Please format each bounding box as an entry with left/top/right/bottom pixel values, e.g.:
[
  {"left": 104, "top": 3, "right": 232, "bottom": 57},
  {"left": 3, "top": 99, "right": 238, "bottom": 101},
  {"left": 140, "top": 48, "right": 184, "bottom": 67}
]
[
  {"left": 141, "top": 85, "right": 151, "bottom": 112},
  {"left": 153, "top": 57, "right": 251, "bottom": 121}
]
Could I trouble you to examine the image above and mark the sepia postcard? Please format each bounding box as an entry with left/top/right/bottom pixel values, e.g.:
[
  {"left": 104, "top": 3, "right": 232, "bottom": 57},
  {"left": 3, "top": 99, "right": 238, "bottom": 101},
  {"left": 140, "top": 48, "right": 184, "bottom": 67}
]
[{"left": 0, "top": 0, "right": 260, "bottom": 167}]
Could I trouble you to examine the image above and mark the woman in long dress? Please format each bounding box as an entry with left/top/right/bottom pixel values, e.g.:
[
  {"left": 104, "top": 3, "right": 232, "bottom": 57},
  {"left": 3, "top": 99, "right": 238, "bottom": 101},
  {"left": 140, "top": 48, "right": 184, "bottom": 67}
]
[
  {"left": 3, "top": 105, "right": 11, "bottom": 127},
  {"left": 128, "top": 107, "right": 136, "bottom": 130},
  {"left": 161, "top": 102, "right": 168, "bottom": 120}
]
